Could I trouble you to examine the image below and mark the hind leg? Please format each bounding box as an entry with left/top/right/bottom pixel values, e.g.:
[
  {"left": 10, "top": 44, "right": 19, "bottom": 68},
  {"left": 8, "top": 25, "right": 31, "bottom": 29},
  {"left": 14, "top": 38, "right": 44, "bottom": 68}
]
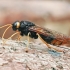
[{"left": 37, "top": 33, "right": 64, "bottom": 52}]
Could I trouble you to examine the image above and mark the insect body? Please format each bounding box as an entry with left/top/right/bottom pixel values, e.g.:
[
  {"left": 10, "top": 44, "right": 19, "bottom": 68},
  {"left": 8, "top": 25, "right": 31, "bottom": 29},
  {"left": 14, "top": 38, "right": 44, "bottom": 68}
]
[
  {"left": 12, "top": 21, "right": 70, "bottom": 47},
  {"left": 12, "top": 21, "right": 38, "bottom": 39},
  {"left": 0, "top": 21, "right": 70, "bottom": 52}
]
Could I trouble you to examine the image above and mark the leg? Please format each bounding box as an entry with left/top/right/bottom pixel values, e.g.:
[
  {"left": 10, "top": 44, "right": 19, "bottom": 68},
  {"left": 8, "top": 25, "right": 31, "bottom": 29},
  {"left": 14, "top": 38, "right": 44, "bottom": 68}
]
[
  {"left": 16, "top": 32, "right": 22, "bottom": 41},
  {"left": 44, "top": 42, "right": 64, "bottom": 52},
  {"left": 2, "top": 32, "right": 19, "bottom": 45},
  {"left": 37, "top": 33, "right": 64, "bottom": 52},
  {"left": 8, "top": 32, "right": 20, "bottom": 39},
  {"left": 24, "top": 32, "right": 30, "bottom": 52}
]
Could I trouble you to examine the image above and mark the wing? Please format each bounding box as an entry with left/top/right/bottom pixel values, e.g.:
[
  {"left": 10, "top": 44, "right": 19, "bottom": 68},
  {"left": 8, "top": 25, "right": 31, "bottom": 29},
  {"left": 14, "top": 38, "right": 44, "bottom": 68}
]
[{"left": 29, "top": 26, "right": 70, "bottom": 46}]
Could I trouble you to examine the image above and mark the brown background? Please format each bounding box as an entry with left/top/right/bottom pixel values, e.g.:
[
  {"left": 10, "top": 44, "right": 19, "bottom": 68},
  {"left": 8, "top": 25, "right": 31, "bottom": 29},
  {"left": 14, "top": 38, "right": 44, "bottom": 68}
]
[{"left": 0, "top": 0, "right": 70, "bottom": 40}]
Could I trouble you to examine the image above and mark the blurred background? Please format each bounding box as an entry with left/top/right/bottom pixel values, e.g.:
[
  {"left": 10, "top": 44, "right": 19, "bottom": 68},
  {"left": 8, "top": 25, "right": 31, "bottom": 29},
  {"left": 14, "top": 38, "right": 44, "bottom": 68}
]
[{"left": 0, "top": 0, "right": 70, "bottom": 40}]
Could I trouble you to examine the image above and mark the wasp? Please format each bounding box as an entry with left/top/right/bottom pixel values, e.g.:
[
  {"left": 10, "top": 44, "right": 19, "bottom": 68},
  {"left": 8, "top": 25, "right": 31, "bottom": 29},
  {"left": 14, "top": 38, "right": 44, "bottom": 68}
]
[{"left": 0, "top": 21, "right": 70, "bottom": 52}]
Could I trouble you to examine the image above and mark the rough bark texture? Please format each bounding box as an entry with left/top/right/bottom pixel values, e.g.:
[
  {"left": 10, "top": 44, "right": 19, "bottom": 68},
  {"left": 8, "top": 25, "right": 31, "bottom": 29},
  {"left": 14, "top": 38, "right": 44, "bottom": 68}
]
[{"left": 0, "top": 38, "right": 70, "bottom": 70}]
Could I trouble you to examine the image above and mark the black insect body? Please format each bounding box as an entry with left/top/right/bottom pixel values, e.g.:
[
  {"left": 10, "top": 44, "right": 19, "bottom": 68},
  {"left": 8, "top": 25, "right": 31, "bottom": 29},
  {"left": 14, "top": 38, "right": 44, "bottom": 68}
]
[
  {"left": 12, "top": 21, "right": 70, "bottom": 47},
  {"left": 12, "top": 21, "right": 56, "bottom": 45},
  {"left": 1, "top": 21, "right": 70, "bottom": 52},
  {"left": 12, "top": 21, "right": 38, "bottom": 39}
]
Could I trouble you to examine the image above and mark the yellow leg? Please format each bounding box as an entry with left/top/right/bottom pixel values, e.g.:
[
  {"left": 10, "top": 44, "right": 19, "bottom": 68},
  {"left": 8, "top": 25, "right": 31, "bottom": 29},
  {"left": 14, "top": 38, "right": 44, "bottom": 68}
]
[
  {"left": 24, "top": 32, "right": 30, "bottom": 52},
  {"left": 8, "top": 32, "right": 20, "bottom": 39},
  {"left": 37, "top": 33, "right": 63, "bottom": 52},
  {"left": 16, "top": 33, "right": 22, "bottom": 41},
  {"left": 2, "top": 32, "right": 19, "bottom": 45},
  {"left": 27, "top": 32, "right": 30, "bottom": 48}
]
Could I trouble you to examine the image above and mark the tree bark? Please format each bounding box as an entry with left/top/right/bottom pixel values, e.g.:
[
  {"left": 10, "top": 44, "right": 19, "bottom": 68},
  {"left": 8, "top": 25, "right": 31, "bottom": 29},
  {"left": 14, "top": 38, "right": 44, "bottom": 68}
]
[{"left": 0, "top": 39, "right": 70, "bottom": 70}]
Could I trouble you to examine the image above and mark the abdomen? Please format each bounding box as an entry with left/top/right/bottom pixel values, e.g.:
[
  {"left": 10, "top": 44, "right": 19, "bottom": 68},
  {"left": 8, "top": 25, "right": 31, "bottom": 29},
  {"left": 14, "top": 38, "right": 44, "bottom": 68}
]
[{"left": 40, "top": 34, "right": 69, "bottom": 46}]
